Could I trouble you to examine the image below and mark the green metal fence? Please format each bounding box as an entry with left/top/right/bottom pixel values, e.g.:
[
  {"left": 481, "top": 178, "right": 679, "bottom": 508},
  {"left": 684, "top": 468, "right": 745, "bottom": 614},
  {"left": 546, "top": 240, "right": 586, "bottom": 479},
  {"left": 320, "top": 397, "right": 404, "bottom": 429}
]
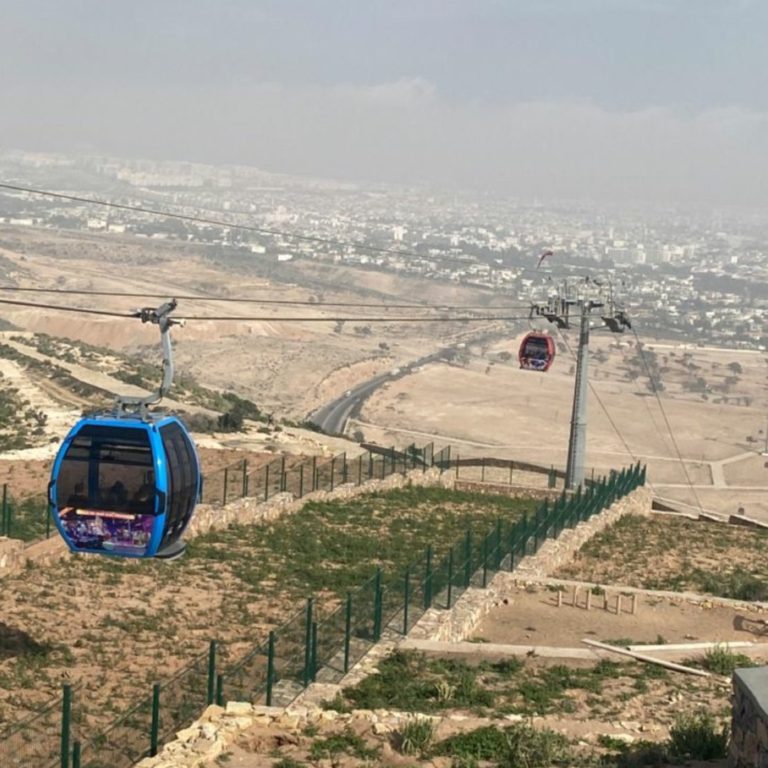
[
  {"left": 0, "top": 683, "right": 76, "bottom": 768},
  {"left": 1, "top": 459, "right": 645, "bottom": 768},
  {"left": 199, "top": 444, "right": 435, "bottom": 507},
  {"left": 0, "top": 488, "right": 52, "bottom": 542}
]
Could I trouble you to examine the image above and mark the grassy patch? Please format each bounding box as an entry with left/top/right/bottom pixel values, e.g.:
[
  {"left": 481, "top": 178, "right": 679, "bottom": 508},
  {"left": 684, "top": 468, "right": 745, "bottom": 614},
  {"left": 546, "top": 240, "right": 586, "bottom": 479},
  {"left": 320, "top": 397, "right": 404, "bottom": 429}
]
[
  {"left": 187, "top": 485, "right": 533, "bottom": 598},
  {"left": 557, "top": 513, "right": 768, "bottom": 599},
  {"left": 434, "top": 723, "right": 569, "bottom": 767},
  {"left": 308, "top": 727, "right": 380, "bottom": 762},
  {"left": 687, "top": 644, "right": 756, "bottom": 676},
  {"left": 326, "top": 649, "right": 721, "bottom": 729},
  {"left": 0, "top": 486, "right": 534, "bottom": 732}
]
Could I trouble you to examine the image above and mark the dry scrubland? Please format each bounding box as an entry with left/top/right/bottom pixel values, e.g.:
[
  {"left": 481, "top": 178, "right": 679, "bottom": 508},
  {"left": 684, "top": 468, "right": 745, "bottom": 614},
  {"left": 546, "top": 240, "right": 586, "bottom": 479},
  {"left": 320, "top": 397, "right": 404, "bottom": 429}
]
[
  {"left": 556, "top": 513, "right": 768, "bottom": 601},
  {"left": 0, "top": 227, "right": 500, "bottom": 419},
  {"left": 358, "top": 337, "right": 768, "bottom": 519},
  {"left": 0, "top": 486, "right": 534, "bottom": 732}
]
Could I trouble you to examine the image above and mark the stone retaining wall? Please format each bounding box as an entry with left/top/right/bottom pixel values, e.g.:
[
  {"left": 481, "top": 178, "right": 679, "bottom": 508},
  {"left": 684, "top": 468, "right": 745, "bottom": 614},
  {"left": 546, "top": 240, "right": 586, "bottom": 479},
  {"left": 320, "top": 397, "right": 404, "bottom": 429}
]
[
  {"left": 406, "top": 486, "right": 653, "bottom": 644},
  {"left": 731, "top": 667, "right": 768, "bottom": 767},
  {"left": 454, "top": 480, "right": 561, "bottom": 501},
  {"left": 0, "top": 537, "right": 24, "bottom": 570}
]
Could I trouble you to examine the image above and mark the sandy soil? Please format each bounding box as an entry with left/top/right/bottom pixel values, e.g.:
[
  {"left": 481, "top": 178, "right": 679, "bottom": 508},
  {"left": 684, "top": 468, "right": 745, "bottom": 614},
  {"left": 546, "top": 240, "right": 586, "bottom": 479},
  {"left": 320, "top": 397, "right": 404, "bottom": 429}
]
[
  {"left": 359, "top": 344, "right": 768, "bottom": 518},
  {"left": 473, "top": 584, "right": 767, "bottom": 647}
]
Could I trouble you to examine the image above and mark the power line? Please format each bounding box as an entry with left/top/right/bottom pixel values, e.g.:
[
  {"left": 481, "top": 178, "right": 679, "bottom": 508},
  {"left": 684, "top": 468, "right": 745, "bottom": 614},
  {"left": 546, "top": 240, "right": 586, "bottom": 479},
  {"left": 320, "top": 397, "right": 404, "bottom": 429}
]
[
  {"left": 0, "top": 297, "right": 135, "bottom": 318},
  {"left": 630, "top": 326, "right": 703, "bottom": 513},
  {"left": 0, "top": 284, "right": 530, "bottom": 311},
  {"left": 0, "top": 295, "right": 529, "bottom": 323},
  {"left": 177, "top": 314, "right": 528, "bottom": 323},
  {"left": 0, "top": 181, "right": 574, "bottom": 277}
]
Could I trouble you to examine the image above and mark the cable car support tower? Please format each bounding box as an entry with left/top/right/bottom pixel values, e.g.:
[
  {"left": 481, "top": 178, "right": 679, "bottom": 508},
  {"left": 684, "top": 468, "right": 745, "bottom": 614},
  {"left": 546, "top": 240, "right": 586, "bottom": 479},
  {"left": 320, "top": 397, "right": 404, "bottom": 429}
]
[{"left": 531, "top": 282, "right": 631, "bottom": 490}]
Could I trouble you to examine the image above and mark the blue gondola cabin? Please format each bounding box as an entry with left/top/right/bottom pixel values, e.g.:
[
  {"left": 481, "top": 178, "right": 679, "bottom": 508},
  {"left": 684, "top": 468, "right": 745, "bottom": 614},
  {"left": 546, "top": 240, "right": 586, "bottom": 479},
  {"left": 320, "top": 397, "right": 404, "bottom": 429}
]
[{"left": 49, "top": 416, "right": 200, "bottom": 559}]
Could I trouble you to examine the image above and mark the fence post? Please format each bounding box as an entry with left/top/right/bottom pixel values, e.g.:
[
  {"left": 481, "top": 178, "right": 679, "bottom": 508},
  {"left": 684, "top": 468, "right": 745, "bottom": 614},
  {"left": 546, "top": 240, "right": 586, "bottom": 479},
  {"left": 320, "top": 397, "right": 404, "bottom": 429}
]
[
  {"left": 280, "top": 457, "right": 287, "bottom": 492},
  {"left": 150, "top": 682, "right": 160, "bottom": 757},
  {"left": 343, "top": 593, "right": 352, "bottom": 673},
  {"left": 424, "top": 545, "right": 433, "bottom": 609},
  {"left": 373, "top": 568, "right": 383, "bottom": 641},
  {"left": 241, "top": 460, "right": 248, "bottom": 498},
  {"left": 216, "top": 675, "right": 224, "bottom": 706},
  {"left": 463, "top": 529, "right": 472, "bottom": 588},
  {"left": 403, "top": 566, "right": 410, "bottom": 635},
  {"left": 358, "top": 455, "right": 363, "bottom": 485},
  {"left": 495, "top": 519, "right": 503, "bottom": 569},
  {"left": 222, "top": 468, "right": 229, "bottom": 505},
  {"left": 60, "top": 683, "right": 72, "bottom": 768},
  {"left": 298, "top": 464, "right": 304, "bottom": 498},
  {"left": 342, "top": 452, "right": 348, "bottom": 484},
  {"left": 1, "top": 483, "right": 7, "bottom": 536},
  {"left": 330, "top": 457, "right": 335, "bottom": 491},
  {"left": 207, "top": 641, "right": 217, "bottom": 705},
  {"left": 455, "top": 453, "right": 460, "bottom": 479},
  {"left": 536, "top": 502, "right": 548, "bottom": 550},
  {"left": 265, "top": 631, "right": 276, "bottom": 705},
  {"left": 303, "top": 598, "right": 314, "bottom": 688},
  {"left": 447, "top": 548, "right": 454, "bottom": 608},
  {"left": 71, "top": 741, "right": 81, "bottom": 768},
  {"left": 264, "top": 464, "right": 270, "bottom": 501},
  {"left": 508, "top": 523, "right": 517, "bottom": 571},
  {"left": 311, "top": 622, "right": 318, "bottom": 682}
]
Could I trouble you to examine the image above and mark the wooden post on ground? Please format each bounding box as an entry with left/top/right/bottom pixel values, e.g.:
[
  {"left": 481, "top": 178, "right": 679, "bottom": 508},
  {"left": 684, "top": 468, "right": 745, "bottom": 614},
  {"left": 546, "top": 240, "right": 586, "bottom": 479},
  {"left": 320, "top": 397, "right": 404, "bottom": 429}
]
[
  {"left": 556, "top": 589, "right": 562, "bottom": 608},
  {"left": 585, "top": 590, "right": 591, "bottom": 611}
]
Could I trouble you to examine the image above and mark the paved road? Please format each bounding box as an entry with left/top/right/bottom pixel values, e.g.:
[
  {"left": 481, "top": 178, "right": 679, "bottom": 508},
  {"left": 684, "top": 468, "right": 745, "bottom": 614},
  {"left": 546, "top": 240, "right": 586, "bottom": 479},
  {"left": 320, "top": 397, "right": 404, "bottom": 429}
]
[{"left": 309, "top": 349, "right": 452, "bottom": 434}]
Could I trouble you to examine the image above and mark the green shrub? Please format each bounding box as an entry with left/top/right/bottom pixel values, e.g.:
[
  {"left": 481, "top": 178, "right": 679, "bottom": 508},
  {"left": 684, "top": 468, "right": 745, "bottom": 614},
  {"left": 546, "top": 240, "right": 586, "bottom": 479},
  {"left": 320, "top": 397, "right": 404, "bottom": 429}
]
[
  {"left": 308, "top": 727, "right": 380, "bottom": 761},
  {"left": 698, "top": 644, "right": 755, "bottom": 676},
  {"left": 667, "top": 711, "right": 728, "bottom": 760},
  {"left": 396, "top": 716, "right": 437, "bottom": 756},
  {"left": 434, "top": 723, "right": 568, "bottom": 768},
  {"left": 613, "top": 740, "right": 669, "bottom": 767},
  {"left": 434, "top": 725, "right": 511, "bottom": 762},
  {"left": 501, "top": 723, "right": 569, "bottom": 768}
]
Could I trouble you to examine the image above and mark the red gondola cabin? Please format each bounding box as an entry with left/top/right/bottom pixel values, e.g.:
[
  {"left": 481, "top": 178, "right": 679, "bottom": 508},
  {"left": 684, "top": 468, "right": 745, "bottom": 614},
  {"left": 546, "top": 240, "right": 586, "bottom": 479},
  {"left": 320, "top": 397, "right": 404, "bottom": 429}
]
[{"left": 518, "top": 333, "right": 555, "bottom": 372}]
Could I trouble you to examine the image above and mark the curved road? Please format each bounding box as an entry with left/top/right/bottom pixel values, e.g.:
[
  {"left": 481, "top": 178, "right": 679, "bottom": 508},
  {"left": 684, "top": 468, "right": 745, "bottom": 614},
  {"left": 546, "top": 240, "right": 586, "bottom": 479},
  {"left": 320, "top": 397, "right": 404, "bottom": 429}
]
[{"left": 309, "top": 348, "right": 453, "bottom": 434}]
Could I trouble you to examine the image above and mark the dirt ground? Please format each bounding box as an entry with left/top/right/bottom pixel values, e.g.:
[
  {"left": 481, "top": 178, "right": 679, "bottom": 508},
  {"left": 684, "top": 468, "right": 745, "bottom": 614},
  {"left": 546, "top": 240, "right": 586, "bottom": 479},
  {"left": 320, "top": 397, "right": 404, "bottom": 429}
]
[
  {"left": 473, "top": 584, "right": 768, "bottom": 648},
  {"left": 359, "top": 345, "right": 768, "bottom": 519}
]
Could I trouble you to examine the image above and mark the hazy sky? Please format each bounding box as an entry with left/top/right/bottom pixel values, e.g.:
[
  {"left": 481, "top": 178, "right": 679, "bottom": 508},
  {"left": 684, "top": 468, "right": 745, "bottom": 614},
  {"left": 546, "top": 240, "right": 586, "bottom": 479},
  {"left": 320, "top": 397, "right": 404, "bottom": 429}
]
[{"left": 2, "top": 0, "right": 767, "bottom": 204}]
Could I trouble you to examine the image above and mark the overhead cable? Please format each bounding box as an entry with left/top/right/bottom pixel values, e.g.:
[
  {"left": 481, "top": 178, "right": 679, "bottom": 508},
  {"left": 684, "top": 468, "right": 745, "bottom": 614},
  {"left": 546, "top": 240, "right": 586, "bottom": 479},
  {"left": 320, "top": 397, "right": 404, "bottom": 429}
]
[
  {"left": 630, "top": 327, "right": 704, "bottom": 513},
  {"left": 0, "top": 284, "right": 529, "bottom": 311},
  {"left": 0, "top": 295, "right": 528, "bottom": 323}
]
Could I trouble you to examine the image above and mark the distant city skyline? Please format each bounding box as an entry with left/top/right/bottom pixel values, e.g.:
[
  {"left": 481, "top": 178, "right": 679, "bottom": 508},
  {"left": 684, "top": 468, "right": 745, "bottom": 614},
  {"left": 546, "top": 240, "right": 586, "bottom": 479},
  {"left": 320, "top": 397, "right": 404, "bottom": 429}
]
[{"left": 1, "top": 0, "right": 767, "bottom": 204}]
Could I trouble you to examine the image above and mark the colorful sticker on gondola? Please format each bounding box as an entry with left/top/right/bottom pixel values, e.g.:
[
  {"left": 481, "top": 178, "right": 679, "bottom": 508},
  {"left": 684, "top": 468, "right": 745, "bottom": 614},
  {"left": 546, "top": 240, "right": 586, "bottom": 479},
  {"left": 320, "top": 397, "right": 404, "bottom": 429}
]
[{"left": 59, "top": 508, "right": 153, "bottom": 556}]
